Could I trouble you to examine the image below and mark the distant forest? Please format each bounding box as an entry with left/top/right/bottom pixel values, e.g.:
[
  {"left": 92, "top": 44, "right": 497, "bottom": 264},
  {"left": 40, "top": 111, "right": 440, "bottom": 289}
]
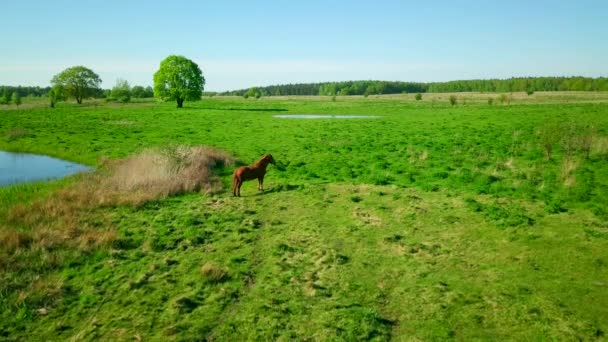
[
  {"left": 220, "top": 77, "right": 608, "bottom": 96},
  {"left": 2, "top": 77, "right": 608, "bottom": 98}
]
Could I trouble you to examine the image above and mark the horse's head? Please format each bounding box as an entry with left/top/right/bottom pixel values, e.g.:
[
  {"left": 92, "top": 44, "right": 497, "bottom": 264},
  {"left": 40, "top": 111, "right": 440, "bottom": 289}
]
[{"left": 265, "top": 154, "right": 275, "bottom": 165}]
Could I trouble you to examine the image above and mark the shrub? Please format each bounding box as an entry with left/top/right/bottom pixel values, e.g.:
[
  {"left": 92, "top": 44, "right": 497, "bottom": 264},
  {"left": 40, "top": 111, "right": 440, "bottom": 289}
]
[
  {"left": 48, "top": 85, "right": 67, "bottom": 108},
  {"left": 449, "top": 95, "right": 457, "bottom": 106},
  {"left": 110, "top": 79, "right": 131, "bottom": 103},
  {"left": 0, "top": 89, "right": 11, "bottom": 104},
  {"left": 526, "top": 89, "right": 535, "bottom": 96},
  {"left": 538, "top": 123, "right": 561, "bottom": 160},
  {"left": 487, "top": 97, "right": 494, "bottom": 105},
  {"left": 11, "top": 92, "right": 21, "bottom": 106},
  {"left": 131, "top": 85, "right": 146, "bottom": 98},
  {"left": 415, "top": 93, "right": 422, "bottom": 101},
  {"left": 498, "top": 94, "right": 511, "bottom": 105},
  {"left": 201, "top": 263, "right": 229, "bottom": 283}
]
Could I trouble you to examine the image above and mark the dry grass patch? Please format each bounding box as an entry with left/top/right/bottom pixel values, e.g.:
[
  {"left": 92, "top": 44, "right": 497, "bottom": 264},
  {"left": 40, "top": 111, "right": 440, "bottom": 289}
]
[
  {"left": 92, "top": 145, "right": 235, "bottom": 205},
  {"left": 592, "top": 136, "right": 608, "bottom": 157},
  {"left": 560, "top": 158, "right": 579, "bottom": 187},
  {"left": 201, "top": 262, "right": 229, "bottom": 283},
  {"left": 5, "top": 127, "right": 31, "bottom": 141}
]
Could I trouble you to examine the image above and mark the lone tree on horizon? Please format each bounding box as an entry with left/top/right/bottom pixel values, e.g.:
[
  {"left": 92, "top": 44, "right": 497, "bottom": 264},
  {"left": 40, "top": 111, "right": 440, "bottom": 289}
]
[
  {"left": 51, "top": 66, "right": 101, "bottom": 104},
  {"left": 153, "top": 55, "right": 205, "bottom": 108}
]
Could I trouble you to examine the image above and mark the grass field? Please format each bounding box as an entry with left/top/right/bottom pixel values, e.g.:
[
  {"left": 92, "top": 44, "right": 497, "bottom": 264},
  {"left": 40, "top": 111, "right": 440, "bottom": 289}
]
[{"left": 1, "top": 93, "right": 608, "bottom": 340}]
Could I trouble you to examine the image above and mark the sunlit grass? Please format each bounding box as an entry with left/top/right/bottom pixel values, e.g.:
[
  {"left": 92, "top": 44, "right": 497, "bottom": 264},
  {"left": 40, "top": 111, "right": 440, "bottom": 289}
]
[{"left": 0, "top": 95, "right": 607, "bottom": 340}]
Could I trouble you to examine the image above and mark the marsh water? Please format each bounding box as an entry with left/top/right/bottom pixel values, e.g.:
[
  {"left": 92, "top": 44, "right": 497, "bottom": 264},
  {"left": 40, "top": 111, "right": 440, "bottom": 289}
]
[
  {"left": 0, "top": 150, "right": 90, "bottom": 186},
  {"left": 273, "top": 114, "right": 380, "bottom": 119}
]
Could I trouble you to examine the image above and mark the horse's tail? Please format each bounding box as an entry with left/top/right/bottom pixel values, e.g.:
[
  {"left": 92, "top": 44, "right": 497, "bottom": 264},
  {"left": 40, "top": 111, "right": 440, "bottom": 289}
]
[{"left": 232, "top": 170, "right": 238, "bottom": 195}]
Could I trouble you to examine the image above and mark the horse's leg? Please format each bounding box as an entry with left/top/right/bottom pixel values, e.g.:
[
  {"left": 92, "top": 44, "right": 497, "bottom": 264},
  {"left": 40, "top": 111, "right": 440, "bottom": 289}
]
[
  {"left": 237, "top": 180, "right": 242, "bottom": 197},
  {"left": 258, "top": 177, "right": 262, "bottom": 191},
  {"left": 260, "top": 175, "right": 265, "bottom": 191},
  {"left": 232, "top": 176, "right": 237, "bottom": 196}
]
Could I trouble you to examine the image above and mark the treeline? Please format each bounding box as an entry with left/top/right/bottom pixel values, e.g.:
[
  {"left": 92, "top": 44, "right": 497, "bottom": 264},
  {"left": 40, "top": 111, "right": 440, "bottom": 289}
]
[
  {"left": 0, "top": 83, "right": 155, "bottom": 106},
  {"left": 427, "top": 77, "right": 608, "bottom": 93},
  {"left": 220, "top": 81, "right": 426, "bottom": 96},
  {"left": 0, "top": 85, "right": 51, "bottom": 97},
  {"left": 221, "top": 77, "right": 608, "bottom": 97}
]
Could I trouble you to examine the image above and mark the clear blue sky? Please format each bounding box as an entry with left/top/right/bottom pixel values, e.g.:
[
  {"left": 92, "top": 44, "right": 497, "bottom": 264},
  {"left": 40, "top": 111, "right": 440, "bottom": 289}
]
[{"left": 1, "top": 0, "right": 606, "bottom": 91}]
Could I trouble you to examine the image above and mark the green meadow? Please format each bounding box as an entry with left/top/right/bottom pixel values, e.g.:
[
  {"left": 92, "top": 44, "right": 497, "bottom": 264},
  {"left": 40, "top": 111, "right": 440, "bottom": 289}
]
[{"left": 1, "top": 93, "right": 608, "bottom": 340}]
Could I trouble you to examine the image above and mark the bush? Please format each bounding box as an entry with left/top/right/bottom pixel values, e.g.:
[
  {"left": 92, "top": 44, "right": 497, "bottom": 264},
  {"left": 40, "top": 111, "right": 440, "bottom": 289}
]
[
  {"left": 48, "top": 85, "right": 66, "bottom": 108},
  {"left": 487, "top": 97, "right": 494, "bottom": 105},
  {"left": 131, "top": 85, "right": 145, "bottom": 98},
  {"left": 0, "top": 89, "right": 11, "bottom": 104},
  {"left": 498, "top": 94, "right": 511, "bottom": 105},
  {"left": 526, "top": 89, "right": 535, "bottom": 96},
  {"left": 11, "top": 92, "right": 21, "bottom": 106},
  {"left": 449, "top": 95, "right": 457, "bottom": 106},
  {"left": 110, "top": 79, "right": 131, "bottom": 103},
  {"left": 415, "top": 93, "right": 422, "bottom": 101},
  {"left": 538, "top": 123, "right": 561, "bottom": 160},
  {"left": 245, "top": 87, "right": 261, "bottom": 99}
]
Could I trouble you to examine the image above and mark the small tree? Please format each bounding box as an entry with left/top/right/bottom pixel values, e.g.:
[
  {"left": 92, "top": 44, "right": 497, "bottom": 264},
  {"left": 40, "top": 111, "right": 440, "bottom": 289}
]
[
  {"left": 487, "top": 97, "right": 494, "bottom": 105},
  {"left": 51, "top": 66, "right": 102, "bottom": 104},
  {"left": 48, "top": 85, "right": 66, "bottom": 108},
  {"left": 415, "top": 93, "right": 422, "bottom": 101},
  {"left": 111, "top": 79, "right": 131, "bottom": 103},
  {"left": 526, "top": 89, "right": 534, "bottom": 96},
  {"left": 449, "top": 95, "right": 457, "bottom": 106},
  {"left": 12, "top": 92, "right": 21, "bottom": 106},
  {"left": 245, "top": 87, "right": 260, "bottom": 99},
  {"left": 144, "top": 86, "right": 154, "bottom": 98},
  {"left": 153, "top": 55, "right": 205, "bottom": 108},
  {"left": 131, "top": 85, "right": 145, "bottom": 98}
]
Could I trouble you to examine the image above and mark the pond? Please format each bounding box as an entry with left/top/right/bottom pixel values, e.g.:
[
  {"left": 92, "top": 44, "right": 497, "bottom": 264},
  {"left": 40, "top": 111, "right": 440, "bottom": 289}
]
[
  {"left": 0, "top": 150, "right": 91, "bottom": 186},
  {"left": 273, "top": 114, "right": 381, "bottom": 119}
]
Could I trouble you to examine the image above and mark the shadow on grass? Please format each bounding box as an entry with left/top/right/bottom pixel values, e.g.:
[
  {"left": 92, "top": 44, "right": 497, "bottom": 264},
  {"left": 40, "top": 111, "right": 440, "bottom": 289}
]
[
  {"left": 233, "top": 183, "right": 303, "bottom": 197},
  {"left": 201, "top": 107, "right": 288, "bottom": 112}
]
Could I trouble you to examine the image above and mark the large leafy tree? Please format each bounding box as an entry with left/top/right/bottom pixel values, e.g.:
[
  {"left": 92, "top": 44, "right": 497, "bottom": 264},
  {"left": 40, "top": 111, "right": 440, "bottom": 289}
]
[
  {"left": 153, "top": 55, "right": 205, "bottom": 108},
  {"left": 51, "top": 66, "right": 101, "bottom": 104}
]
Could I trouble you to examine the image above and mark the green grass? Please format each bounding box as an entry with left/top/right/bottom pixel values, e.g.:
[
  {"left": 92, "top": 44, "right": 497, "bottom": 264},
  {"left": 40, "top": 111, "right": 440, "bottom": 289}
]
[{"left": 1, "top": 94, "right": 608, "bottom": 340}]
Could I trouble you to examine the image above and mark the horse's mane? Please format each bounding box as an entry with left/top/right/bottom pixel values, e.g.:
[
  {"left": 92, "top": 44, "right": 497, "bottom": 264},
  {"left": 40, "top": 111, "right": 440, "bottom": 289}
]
[{"left": 253, "top": 154, "right": 270, "bottom": 167}]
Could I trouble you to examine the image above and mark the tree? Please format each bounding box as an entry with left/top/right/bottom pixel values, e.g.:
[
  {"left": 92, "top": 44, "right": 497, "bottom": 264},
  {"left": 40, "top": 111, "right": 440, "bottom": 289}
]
[
  {"left": 111, "top": 79, "right": 131, "bottom": 103},
  {"left": 51, "top": 66, "right": 101, "bottom": 104},
  {"left": 144, "top": 86, "right": 154, "bottom": 98},
  {"left": 48, "top": 85, "right": 67, "bottom": 108},
  {"left": 12, "top": 92, "right": 21, "bottom": 106},
  {"left": 131, "top": 85, "right": 146, "bottom": 98},
  {"left": 245, "top": 87, "right": 261, "bottom": 99},
  {"left": 415, "top": 93, "right": 422, "bottom": 101},
  {"left": 153, "top": 55, "right": 204, "bottom": 108}
]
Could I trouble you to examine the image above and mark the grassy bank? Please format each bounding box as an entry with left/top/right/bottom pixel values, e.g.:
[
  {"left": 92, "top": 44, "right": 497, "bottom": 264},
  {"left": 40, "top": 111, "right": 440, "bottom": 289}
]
[{"left": 1, "top": 94, "right": 607, "bottom": 340}]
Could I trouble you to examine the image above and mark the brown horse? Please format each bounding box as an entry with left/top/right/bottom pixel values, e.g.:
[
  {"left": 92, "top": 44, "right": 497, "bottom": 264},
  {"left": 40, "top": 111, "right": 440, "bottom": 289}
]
[{"left": 232, "top": 154, "right": 275, "bottom": 197}]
